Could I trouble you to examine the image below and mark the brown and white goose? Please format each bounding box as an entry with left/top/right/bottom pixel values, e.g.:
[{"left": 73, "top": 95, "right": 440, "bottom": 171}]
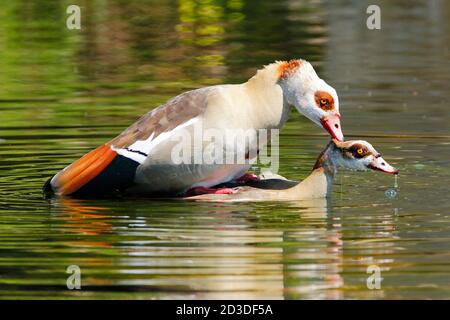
[
  {"left": 187, "top": 140, "right": 398, "bottom": 202},
  {"left": 44, "top": 59, "right": 343, "bottom": 196}
]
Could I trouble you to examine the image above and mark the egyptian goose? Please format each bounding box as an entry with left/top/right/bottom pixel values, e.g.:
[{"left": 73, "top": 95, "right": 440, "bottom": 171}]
[
  {"left": 44, "top": 59, "right": 343, "bottom": 196},
  {"left": 187, "top": 140, "right": 398, "bottom": 201}
]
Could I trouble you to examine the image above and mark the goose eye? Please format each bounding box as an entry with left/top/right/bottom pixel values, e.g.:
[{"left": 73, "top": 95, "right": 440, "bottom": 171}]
[
  {"left": 357, "top": 148, "right": 364, "bottom": 155},
  {"left": 315, "top": 91, "right": 334, "bottom": 110}
]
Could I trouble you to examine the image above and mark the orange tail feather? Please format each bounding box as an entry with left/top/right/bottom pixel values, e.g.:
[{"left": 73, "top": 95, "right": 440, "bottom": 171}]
[{"left": 52, "top": 143, "right": 117, "bottom": 195}]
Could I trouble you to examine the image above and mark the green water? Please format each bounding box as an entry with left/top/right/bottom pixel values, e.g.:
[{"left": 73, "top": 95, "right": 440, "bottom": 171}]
[{"left": 0, "top": 0, "right": 449, "bottom": 299}]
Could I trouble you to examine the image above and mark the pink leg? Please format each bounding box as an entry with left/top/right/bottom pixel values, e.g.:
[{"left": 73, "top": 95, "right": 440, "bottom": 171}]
[
  {"left": 184, "top": 186, "right": 237, "bottom": 197},
  {"left": 235, "top": 172, "right": 259, "bottom": 183}
]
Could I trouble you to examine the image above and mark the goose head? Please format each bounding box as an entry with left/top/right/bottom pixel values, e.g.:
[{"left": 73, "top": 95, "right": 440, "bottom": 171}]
[
  {"left": 330, "top": 139, "right": 399, "bottom": 174},
  {"left": 278, "top": 60, "right": 344, "bottom": 141}
]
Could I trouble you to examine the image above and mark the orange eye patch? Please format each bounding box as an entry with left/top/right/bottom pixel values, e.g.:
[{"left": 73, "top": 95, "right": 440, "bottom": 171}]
[
  {"left": 315, "top": 91, "right": 335, "bottom": 111},
  {"left": 347, "top": 144, "right": 371, "bottom": 159}
]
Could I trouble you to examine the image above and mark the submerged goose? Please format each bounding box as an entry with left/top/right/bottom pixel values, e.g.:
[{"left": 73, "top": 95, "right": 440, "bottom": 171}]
[
  {"left": 187, "top": 140, "right": 398, "bottom": 201},
  {"left": 44, "top": 59, "right": 343, "bottom": 196}
]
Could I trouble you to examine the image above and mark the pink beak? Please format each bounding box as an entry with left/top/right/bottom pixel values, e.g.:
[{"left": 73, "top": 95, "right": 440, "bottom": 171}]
[
  {"left": 368, "top": 156, "right": 399, "bottom": 175},
  {"left": 321, "top": 113, "right": 344, "bottom": 142}
]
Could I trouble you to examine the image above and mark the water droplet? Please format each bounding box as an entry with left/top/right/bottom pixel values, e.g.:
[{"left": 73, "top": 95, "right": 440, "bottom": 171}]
[
  {"left": 385, "top": 174, "right": 399, "bottom": 198},
  {"left": 385, "top": 188, "right": 397, "bottom": 199}
]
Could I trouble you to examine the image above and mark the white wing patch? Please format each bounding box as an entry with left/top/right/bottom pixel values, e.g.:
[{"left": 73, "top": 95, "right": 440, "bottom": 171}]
[
  {"left": 112, "top": 117, "right": 200, "bottom": 164},
  {"left": 111, "top": 147, "right": 147, "bottom": 164}
]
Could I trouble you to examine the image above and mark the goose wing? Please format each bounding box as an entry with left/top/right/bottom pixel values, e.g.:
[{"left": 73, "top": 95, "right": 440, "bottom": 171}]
[{"left": 49, "top": 88, "right": 212, "bottom": 196}]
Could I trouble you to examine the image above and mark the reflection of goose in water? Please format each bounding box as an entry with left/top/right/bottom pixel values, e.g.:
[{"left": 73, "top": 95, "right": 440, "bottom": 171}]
[
  {"left": 51, "top": 195, "right": 391, "bottom": 298},
  {"left": 187, "top": 139, "right": 398, "bottom": 202},
  {"left": 186, "top": 199, "right": 328, "bottom": 299},
  {"left": 51, "top": 198, "right": 113, "bottom": 240}
]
